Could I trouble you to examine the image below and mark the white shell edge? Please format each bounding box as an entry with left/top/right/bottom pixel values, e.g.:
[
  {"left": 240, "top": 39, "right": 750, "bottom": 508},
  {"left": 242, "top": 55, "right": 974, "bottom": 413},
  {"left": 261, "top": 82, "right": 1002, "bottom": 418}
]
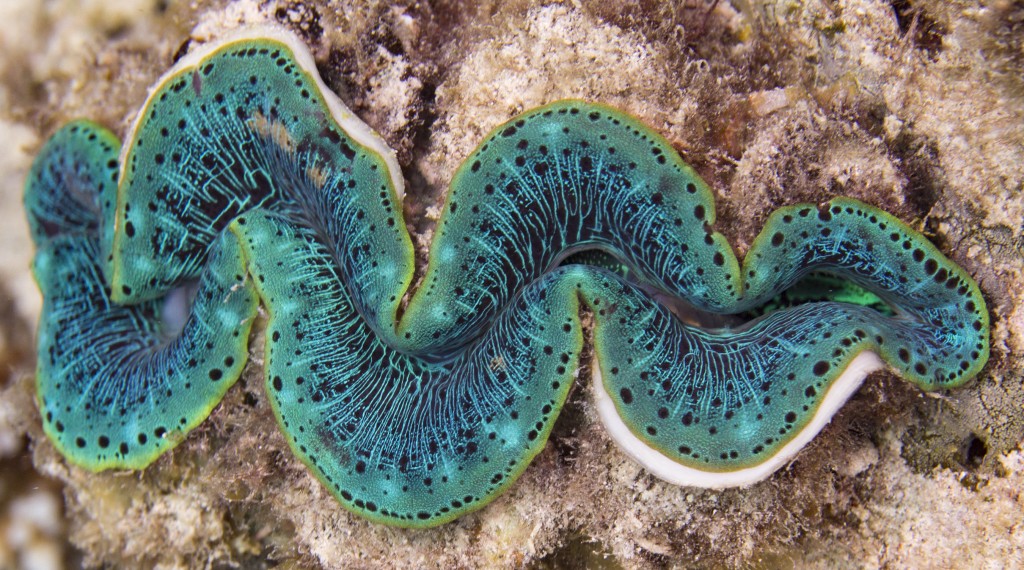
[
  {"left": 115, "top": 23, "right": 893, "bottom": 492},
  {"left": 117, "top": 24, "right": 406, "bottom": 201},
  {"left": 592, "top": 350, "right": 885, "bottom": 489}
]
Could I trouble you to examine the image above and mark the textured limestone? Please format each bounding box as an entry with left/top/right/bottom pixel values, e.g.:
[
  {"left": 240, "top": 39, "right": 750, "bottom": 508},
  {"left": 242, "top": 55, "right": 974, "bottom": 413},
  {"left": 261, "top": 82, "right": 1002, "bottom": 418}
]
[{"left": 0, "top": 0, "right": 1021, "bottom": 568}]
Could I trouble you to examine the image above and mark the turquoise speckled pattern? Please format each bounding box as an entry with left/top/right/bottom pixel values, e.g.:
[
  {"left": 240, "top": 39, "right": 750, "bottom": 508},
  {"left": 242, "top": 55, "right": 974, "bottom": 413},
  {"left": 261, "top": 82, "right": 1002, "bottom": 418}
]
[
  {"left": 27, "top": 121, "right": 258, "bottom": 470},
  {"left": 25, "top": 28, "right": 989, "bottom": 527}
]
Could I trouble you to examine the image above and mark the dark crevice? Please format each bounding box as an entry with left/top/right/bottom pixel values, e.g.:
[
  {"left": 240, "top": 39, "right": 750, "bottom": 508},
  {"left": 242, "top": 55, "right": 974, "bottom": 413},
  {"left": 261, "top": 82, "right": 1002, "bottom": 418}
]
[
  {"left": 171, "top": 38, "right": 192, "bottom": 64},
  {"left": 963, "top": 433, "right": 988, "bottom": 469},
  {"left": 890, "top": 130, "right": 944, "bottom": 221},
  {"left": 401, "top": 79, "right": 441, "bottom": 236},
  {"left": 891, "top": 0, "right": 946, "bottom": 58},
  {"left": 316, "top": 47, "right": 359, "bottom": 106},
  {"left": 370, "top": 17, "right": 406, "bottom": 57},
  {"left": 273, "top": 2, "right": 325, "bottom": 45}
]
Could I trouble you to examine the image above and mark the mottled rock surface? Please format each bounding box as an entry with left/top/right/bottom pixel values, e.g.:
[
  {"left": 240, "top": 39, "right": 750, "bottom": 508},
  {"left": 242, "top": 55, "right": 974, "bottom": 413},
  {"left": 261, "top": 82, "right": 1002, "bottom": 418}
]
[{"left": 0, "top": 1, "right": 1021, "bottom": 568}]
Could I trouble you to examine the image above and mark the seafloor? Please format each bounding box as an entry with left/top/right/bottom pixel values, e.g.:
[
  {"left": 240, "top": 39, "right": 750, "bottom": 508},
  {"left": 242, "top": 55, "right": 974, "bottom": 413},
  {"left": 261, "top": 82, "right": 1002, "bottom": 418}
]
[{"left": 0, "top": 1, "right": 1022, "bottom": 568}]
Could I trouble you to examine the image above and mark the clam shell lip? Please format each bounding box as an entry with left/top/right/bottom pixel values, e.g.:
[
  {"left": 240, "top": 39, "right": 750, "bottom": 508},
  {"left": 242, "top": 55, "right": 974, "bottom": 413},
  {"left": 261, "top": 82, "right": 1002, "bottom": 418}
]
[
  {"left": 592, "top": 351, "right": 884, "bottom": 488},
  {"left": 118, "top": 23, "right": 405, "bottom": 201}
]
